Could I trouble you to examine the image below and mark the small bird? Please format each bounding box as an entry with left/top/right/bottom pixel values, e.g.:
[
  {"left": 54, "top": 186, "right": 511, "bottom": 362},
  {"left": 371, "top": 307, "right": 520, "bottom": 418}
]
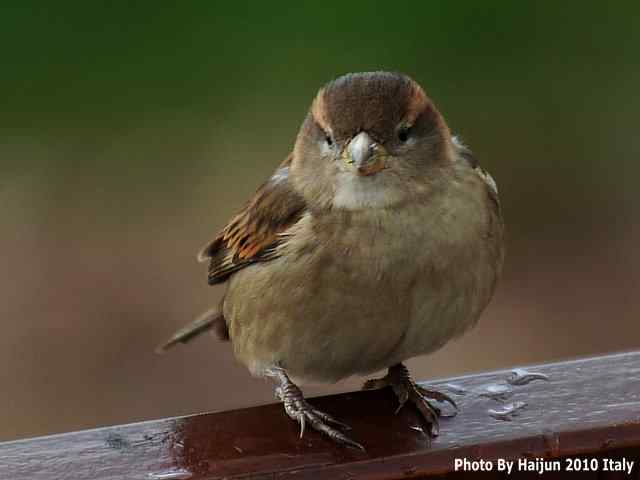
[{"left": 158, "top": 72, "right": 504, "bottom": 449}]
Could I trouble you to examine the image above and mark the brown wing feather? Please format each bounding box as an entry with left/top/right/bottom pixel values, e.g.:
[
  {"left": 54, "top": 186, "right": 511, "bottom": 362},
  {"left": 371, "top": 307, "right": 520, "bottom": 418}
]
[{"left": 198, "top": 155, "right": 307, "bottom": 285}]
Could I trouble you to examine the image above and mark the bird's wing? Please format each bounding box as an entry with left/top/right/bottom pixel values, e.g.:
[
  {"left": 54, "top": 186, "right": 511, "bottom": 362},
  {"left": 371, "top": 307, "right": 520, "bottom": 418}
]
[
  {"left": 198, "top": 154, "right": 307, "bottom": 285},
  {"left": 452, "top": 135, "right": 500, "bottom": 206}
]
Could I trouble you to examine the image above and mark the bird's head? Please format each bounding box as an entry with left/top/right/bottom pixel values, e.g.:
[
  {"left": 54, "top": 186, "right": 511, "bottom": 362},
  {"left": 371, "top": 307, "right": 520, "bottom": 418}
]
[{"left": 291, "top": 72, "right": 454, "bottom": 211}]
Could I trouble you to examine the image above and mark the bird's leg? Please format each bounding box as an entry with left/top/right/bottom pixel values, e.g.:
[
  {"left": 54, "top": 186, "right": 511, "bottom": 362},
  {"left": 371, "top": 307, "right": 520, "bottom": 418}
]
[
  {"left": 363, "top": 363, "right": 457, "bottom": 436},
  {"left": 266, "top": 367, "right": 364, "bottom": 450}
]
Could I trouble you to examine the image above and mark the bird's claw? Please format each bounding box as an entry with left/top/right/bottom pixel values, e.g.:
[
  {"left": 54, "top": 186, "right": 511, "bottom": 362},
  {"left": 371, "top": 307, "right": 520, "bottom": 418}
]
[
  {"left": 276, "top": 377, "right": 363, "bottom": 450},
  {"left": 416, "top": 383, "right": 458, "bottom": 416},
  {"left": 362, "top": 377, "right": 391, "bottom": 390},
  {"left": 286, "top": 399, "right": 362, "bottom": 450},
  {"left": 363, "top": 363, "right": 458, "bottom": 436}
]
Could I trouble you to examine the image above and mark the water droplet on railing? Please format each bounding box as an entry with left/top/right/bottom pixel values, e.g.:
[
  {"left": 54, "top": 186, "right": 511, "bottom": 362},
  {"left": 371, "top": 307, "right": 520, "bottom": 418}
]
[
  {"left": 488, "top": 401, "right": 527, "bottom": 421},
  {"left": 507, "top": 369, "right": 549, "bottom": 385},
  {"left": 147, "top": 469, "right": 193, "bottom": 480},
  {"left": 478, "top": 382, "right": 514, "bottom": 401},
  {"left": 441, "top": 383, "right": 468, "bottom": 395}
]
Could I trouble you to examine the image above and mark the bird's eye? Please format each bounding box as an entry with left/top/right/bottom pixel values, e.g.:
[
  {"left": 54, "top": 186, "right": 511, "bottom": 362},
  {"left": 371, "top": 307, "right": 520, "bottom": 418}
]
[
  {"left": 325, "top": 134, "right": 334, "bottom": 146},
  {"left": 398, "top": 126, "right": 411, "bottom": 143}
]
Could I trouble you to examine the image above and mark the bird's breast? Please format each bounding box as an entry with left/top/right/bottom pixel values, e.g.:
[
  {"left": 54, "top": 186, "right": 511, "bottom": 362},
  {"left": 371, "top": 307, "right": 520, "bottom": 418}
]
[{"left": 225, "top": 175, "right": 502, "bottom": 382}]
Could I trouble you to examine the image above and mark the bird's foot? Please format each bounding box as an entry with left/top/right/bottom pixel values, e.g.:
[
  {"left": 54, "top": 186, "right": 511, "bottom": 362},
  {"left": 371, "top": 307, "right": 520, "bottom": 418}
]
[
  {"left": 269, "top": 368, "right": 364, "bottom": 450},
  {"left": 363, "top": 363, "right": 457, "bottom": 436}
]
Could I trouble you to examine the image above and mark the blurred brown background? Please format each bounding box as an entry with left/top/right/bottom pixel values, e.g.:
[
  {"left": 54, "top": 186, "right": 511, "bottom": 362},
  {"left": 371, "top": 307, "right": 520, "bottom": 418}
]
[{"left": 1, "top": 3, "right": 639, "bottom": 441}]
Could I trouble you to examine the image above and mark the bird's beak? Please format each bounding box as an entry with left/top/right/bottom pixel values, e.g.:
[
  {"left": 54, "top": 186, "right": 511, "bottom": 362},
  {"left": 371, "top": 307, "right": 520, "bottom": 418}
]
[{"left": 345, "top": 132, "right": 387, "bottom": 176}]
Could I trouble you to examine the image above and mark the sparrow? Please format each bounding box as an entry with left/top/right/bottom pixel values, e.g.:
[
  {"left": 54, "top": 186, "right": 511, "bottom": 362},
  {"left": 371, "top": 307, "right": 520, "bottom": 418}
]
[{"left": 158, "top": 72, "right": 504, "bottom": 450}]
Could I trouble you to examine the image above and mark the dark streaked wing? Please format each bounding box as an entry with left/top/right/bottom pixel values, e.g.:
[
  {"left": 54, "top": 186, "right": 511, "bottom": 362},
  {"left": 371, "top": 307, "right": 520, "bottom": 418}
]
[{"left": 198, "top": 155, "right": 307, "bottom": 285}]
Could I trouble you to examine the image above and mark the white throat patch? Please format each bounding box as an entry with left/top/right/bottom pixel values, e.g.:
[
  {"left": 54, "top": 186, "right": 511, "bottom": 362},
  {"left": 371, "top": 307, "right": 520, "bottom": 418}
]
[{"left": 332, "top": 173, "right": 398, "bottom": 210}]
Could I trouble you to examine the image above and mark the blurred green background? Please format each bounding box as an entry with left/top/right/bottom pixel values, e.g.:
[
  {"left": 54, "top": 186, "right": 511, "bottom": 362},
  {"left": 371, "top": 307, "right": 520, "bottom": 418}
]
[{"left": 2, "top": 3, "right": 639, "bottom": 440}]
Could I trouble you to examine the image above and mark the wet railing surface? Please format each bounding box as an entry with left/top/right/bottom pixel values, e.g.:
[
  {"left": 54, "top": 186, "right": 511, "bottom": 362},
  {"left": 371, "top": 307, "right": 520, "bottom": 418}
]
[{"left": 3, "top": 352, "right": 640, "bottom": 479}]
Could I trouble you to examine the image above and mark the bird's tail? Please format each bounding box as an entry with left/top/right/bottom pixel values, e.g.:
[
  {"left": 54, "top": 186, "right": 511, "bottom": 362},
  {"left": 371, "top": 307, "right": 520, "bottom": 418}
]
[{"left": 155, "top": 309, "right": 229, "bottom": 354}]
